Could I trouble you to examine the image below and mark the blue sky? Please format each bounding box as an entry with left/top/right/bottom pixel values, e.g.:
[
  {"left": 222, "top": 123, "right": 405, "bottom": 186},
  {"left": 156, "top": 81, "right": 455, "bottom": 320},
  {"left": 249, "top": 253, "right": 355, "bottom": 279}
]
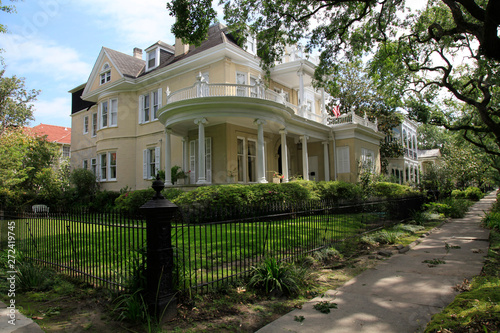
[
  {"left": 0, "top": 1, "right": 425, "bottom": 129},
  {"left": 0, "top": 0, "right": 217, "bottom": 128}
]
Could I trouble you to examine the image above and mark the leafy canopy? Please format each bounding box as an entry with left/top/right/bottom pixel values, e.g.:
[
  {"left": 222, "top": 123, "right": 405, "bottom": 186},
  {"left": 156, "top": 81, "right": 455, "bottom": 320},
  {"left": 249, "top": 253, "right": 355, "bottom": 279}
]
[{"left": 167, "top": 0, "right": 500, "bottom": 171}]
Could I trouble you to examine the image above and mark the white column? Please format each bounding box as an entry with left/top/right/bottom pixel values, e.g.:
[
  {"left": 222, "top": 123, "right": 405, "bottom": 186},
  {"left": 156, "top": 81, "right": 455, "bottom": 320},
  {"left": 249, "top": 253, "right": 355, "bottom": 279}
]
[
  {"left": 280, "top": 129, "right": 289, "bottom": 183},
  {"left": 255, "top": 119, "right": 268, "bottom": 183},
  {"left": 298, "top": 70, "right": 304, "bottom": 112},
  {"left": 195, "top": 118, "right": 208, "bottom": 184},
  {"left": 164, "top": 128, "right": 173, "bottom": 186},
  {"left": 322, "top": 141, "right": 330, "bottom": 182},
  {"left": 301, "top": 135, "right": 309, "bottom": 181}
]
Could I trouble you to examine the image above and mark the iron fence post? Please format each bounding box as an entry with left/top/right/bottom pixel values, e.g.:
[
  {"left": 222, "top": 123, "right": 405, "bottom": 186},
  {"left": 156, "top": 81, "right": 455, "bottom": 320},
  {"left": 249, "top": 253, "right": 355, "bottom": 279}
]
[{"left": 140, "top": 175, "right": 178, "bottom": 319}]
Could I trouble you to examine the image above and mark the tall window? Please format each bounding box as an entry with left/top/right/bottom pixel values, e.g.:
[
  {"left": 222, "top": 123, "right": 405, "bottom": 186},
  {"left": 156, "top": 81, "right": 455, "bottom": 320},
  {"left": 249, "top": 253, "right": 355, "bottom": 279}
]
[
  {"left": 236, "top": 72, "right": 247, "bottom": 96},
  {"left": 189, "top": 138, "right": 212, "bottom": 183},
  {"left": 361, "top": 148, "right": 374, "bottom": 171},
  {"left": 83, "top": 116, "right": 89, "bottom": 134},
  {"left": 143, "top": 147, "right": 160, "bottom": 179},
  {"left": 92, "top": 113, "right": 97, "bottom": 137},
  {"left": 247, "top": 140, "right": 257, "bottom": 182},
  {"left": 91, "top": 158, "right": 97, "bottom": 176},
  {"left": 83, "top": 159, "right": 88, "bottom": 169},
  {"left": 99, "top": 153, "right": 107, "bottom": 181},
  {"left": 139, "top": 89, "right": 162, "bottom": 123},
  {"left": 152, "top": 90, "right": 159, "bottom": 120},
  {"left": 110, "top": 99, "right": 118, "bottom": 126},
  {"left": 146, "top": 49, "right": 158, "bottom": 71},
  {"left": 237, "top": 138, "right": 244, "bottom": 182},
  {"left": 98, "top": 152, "right": 117, "bottom": 181},
  {"left": 62, "top": 146, "right": 70, "bottom": 158},
  {"left": 100, "top": 101, "right": 108, "bottom": 128},
  {"left": 237, "top": 138, "right": 257, "bottom": 183},
  {"left": 100, "top": 99, "right": 118, "bottom": 128},
  {"left": 109, "top": 152, "right": 117, "bottom": 180}
]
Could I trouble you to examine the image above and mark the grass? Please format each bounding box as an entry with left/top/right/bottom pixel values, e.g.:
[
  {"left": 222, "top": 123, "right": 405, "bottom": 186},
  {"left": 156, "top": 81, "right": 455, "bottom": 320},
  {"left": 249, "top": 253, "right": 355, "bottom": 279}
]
[
  {"left": 3, "top": 210, "right": 384, "bottom": 293},
  {"left": 424, "top": 197, "right": 500, "bottom": 332}
]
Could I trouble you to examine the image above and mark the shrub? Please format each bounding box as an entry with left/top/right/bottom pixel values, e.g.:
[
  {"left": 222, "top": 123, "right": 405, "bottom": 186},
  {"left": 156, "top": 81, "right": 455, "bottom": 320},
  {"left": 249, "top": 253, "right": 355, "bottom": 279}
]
[
  {"left": 247, "top": 258, "right": 301, "bottom": 296},
  {"left": 451, "top": 189, "right": 465, "bottom": 199},
  {"left": 317, "top": 181, "right": 363, "bottom": 202},
  {"left": 483, "top": 212, "right": 500, "bottom": 230},
  {"left": 370, "top": 182, "right": 417, "bottom": 198},
  {"left": 90, "top": 190, "right": 121, "bottom": 212},
  {"left": 70, "top": 168, "right": 98, "bottom": 201},
  {"left": 424, "top": 198, "right": 474, "bottom": 218},
  {"left": 16, "top": 262, "right": 55, "bottom": 291},
  {"left": 464, "top": 186, "right": 484, "bottom": 201},
  {"left": 115, "top": 189, "right": 155, "bottom": 215}
]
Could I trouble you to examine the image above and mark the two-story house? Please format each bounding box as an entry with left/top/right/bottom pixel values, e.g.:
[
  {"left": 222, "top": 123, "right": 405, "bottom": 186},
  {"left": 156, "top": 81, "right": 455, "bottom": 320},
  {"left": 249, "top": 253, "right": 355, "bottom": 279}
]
[
  {"left": 70, "top": 23, "right": 384, "bottom": 191},
  {"left": 385, "top": 118, "right": 420, "bottom": 184}
]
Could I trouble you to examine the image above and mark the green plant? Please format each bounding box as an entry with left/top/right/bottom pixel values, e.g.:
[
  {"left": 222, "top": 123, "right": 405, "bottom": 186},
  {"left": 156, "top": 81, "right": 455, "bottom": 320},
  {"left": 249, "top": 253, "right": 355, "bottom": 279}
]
[
  {"left": 247, "top": 258, "right": 300, "bottom": 296},
  {"left": 482, "top": 212, "right": 500, "bottom": 230},
  {"left": 171, "top": 165, "right": 187, "bottom": 183},
  {"left": 313, "top": 301, "right": 338, "bottom": 313},
  {"left": 69, "top": 168, "right": 99, "bottom": 202},
  {"left": 464, "top": 187, "right": 484, "bottom": 201},
  {"left": 16, "top": 262, "right": 55, "bottom": 291},
  {"left": 115, "top": 188, "right": 155, "bottom": 214}
]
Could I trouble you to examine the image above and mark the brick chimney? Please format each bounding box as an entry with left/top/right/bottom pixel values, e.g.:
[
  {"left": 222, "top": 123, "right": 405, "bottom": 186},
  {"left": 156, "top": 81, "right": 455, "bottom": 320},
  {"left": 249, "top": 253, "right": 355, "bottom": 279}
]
[
  {"left": 133, "top": 47, "right": 143, "bottom": 59},
  {"left": 174, "top": 38, "right": 189, "bottom": 57}
]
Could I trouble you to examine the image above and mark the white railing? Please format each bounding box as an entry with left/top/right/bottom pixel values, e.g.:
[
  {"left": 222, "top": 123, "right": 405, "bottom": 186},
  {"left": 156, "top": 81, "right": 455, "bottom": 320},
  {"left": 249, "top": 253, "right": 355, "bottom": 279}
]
[
  {"left": 329, "top": 111, "right": 378, "bottom": 132},
  {"left": 165, "top": 75, "right": 377, "bottom": 132}
]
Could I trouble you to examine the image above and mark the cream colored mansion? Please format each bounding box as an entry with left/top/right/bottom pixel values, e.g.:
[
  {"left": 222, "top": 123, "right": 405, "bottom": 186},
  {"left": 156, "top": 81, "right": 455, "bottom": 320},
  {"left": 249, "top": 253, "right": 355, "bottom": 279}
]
[{"left": 70, "top": 23, "right": 384, "bottom": 191}]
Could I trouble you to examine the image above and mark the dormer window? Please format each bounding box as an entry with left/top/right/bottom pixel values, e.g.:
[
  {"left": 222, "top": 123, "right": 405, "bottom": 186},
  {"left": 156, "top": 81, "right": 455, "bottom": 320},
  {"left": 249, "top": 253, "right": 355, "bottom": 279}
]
[
  {"left": 245, "top": 34, "right": 257, "bottom": 56},
  {"left": 100, "top": 63, "right": 111, "bottom": 85},
  {"left": 146, "top": 48, "right": 159, "bottom": 71}
]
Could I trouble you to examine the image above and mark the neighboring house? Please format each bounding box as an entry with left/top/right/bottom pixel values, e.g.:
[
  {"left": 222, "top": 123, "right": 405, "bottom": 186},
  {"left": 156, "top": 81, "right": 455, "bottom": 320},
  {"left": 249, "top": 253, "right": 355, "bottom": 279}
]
[
  {"left": 70, "top": 23, "right": 384, "bottom": 191},
  {"left": 385, "top": 118, "right": 420, "bottom": 184},
  {"left": 418, "top": 149, "right": 443, "bottom": 175},
  {"left": 26, "top": 124, "right": 72, "bottom": 160}
]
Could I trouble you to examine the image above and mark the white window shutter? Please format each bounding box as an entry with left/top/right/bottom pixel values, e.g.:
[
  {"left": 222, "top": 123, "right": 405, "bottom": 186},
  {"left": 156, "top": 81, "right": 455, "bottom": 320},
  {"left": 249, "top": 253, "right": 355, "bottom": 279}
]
[
  {"left": 157, "top": 88, "right": 162, "bottom": 108},
  {"left": 155, "top": 147, "right": 160, "bottom": 176},
  {"left": 139, "top": 95, "right": 144, "bottom": 124},
  {"left": 143, "top": 149, "right": 148, "bottom": 179}
]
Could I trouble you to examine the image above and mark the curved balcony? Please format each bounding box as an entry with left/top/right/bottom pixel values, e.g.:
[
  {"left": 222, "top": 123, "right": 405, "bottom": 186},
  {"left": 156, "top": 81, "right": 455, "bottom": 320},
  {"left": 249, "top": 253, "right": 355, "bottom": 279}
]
[
  {"left": 166, "top": 80, "right": 299, "bottom": 114},
  {"left": 164, "top": 78, "right": 378, "bottom": 131}
]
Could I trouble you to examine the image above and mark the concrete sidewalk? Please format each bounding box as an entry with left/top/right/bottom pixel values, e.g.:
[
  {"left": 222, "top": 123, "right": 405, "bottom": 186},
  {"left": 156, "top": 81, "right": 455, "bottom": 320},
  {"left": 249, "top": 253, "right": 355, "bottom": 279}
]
[
  {"left": 0, "top": 300, "right": 44, "bottom": 333},
  {"left": 256, "top": 191, "right": 497, "bottom": 333}
]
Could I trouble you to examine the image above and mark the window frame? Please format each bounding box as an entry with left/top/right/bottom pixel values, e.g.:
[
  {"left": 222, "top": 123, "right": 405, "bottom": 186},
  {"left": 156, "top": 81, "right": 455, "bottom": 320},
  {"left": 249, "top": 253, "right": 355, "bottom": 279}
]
[
  {"left": 83, "top": 115, "right": 89, "bottom": 134},
  {"left": 100, "top": 63, "right": 111, "bottom": 85}
]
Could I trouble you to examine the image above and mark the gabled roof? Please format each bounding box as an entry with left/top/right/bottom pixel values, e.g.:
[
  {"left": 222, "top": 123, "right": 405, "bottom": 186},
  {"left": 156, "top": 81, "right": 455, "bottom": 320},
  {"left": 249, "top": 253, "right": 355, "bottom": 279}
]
[
  {"left": 102, "top": 47, "right": 146, "bottom": 78},
  {"left": 26, "top": 124, "right": 72, "bottom": 145}
]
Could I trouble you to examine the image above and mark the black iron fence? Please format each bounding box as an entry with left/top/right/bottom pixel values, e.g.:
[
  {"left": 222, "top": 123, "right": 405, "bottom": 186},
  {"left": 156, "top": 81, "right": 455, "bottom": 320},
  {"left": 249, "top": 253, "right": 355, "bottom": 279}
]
[
  {"left": 172, "top": 195, "right": 424, "bottom": 292},
  {"left": 0, "top": 195, "right": 424, "bottom": 294},
  {"left": 0, "top": 209, "right": 146, "bottom": 292}
]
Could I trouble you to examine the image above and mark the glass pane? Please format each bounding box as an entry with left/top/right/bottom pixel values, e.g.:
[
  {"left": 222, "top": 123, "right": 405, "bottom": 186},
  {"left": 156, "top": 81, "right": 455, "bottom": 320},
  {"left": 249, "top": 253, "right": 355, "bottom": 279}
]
[
  {"left": 237, "top": 139, "right": 243, "bottom": 155},
  {"left": 248, "top": 156, "right": 256, "bottom": 182},
  {"left": 247, "top": 140, "right": 256, "bottom": 156}
]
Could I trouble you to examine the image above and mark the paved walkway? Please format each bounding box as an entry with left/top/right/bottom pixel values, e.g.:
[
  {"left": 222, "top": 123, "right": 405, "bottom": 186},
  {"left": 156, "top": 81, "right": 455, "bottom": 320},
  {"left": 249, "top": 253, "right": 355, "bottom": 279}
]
[{"left": 257, "top": 191, "right": 497, "bottom": 333}]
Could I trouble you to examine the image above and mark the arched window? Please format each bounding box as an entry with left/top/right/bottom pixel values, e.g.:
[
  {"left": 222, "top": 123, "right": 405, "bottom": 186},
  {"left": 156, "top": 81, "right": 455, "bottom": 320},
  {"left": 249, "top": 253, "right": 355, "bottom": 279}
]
[{"left": 100, "top": 63, "right": 111, "bottom": 85}]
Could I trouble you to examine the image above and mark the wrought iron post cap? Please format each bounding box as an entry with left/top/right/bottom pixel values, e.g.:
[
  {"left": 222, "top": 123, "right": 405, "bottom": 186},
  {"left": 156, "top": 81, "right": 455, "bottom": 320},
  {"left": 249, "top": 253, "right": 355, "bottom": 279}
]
[{"left": 152, "top": 174, "right": 165, "bottom": 199}]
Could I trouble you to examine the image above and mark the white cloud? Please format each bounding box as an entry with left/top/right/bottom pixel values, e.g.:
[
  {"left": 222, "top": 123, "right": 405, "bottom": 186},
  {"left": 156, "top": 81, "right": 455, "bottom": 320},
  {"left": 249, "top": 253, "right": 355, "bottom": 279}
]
[
  {"left": 77, "top": 0, "right": 177, "bottom": 47},
  {"left": 31, "top": 97, "right": 72, "bottom": 128},
  {"left": 0, "top": 33, "right": 91, "bottom": 84}
]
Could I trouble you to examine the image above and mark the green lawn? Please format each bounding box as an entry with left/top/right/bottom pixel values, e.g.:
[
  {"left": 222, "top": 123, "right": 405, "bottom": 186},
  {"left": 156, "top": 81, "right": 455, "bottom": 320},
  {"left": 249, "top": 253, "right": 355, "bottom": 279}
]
[{"left": 3, "top": 210, "right": 385, "bottom": 292}]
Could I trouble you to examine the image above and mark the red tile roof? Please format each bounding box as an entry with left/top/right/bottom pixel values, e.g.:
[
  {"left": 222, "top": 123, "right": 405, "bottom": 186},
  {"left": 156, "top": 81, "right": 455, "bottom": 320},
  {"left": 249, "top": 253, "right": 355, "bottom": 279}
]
[{"left": 26, "top": 124, "right": 71, "bottom": 145}]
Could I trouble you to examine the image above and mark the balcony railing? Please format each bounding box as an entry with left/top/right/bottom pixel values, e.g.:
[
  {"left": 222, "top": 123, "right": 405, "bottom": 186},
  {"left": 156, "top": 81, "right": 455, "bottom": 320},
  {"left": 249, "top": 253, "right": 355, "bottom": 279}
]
[
  {"left": 165, "top": 76, "right": 377, "bottom": 132},
  {"left": 329, "top": 111, "right": 378, "bottom": 132}
]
